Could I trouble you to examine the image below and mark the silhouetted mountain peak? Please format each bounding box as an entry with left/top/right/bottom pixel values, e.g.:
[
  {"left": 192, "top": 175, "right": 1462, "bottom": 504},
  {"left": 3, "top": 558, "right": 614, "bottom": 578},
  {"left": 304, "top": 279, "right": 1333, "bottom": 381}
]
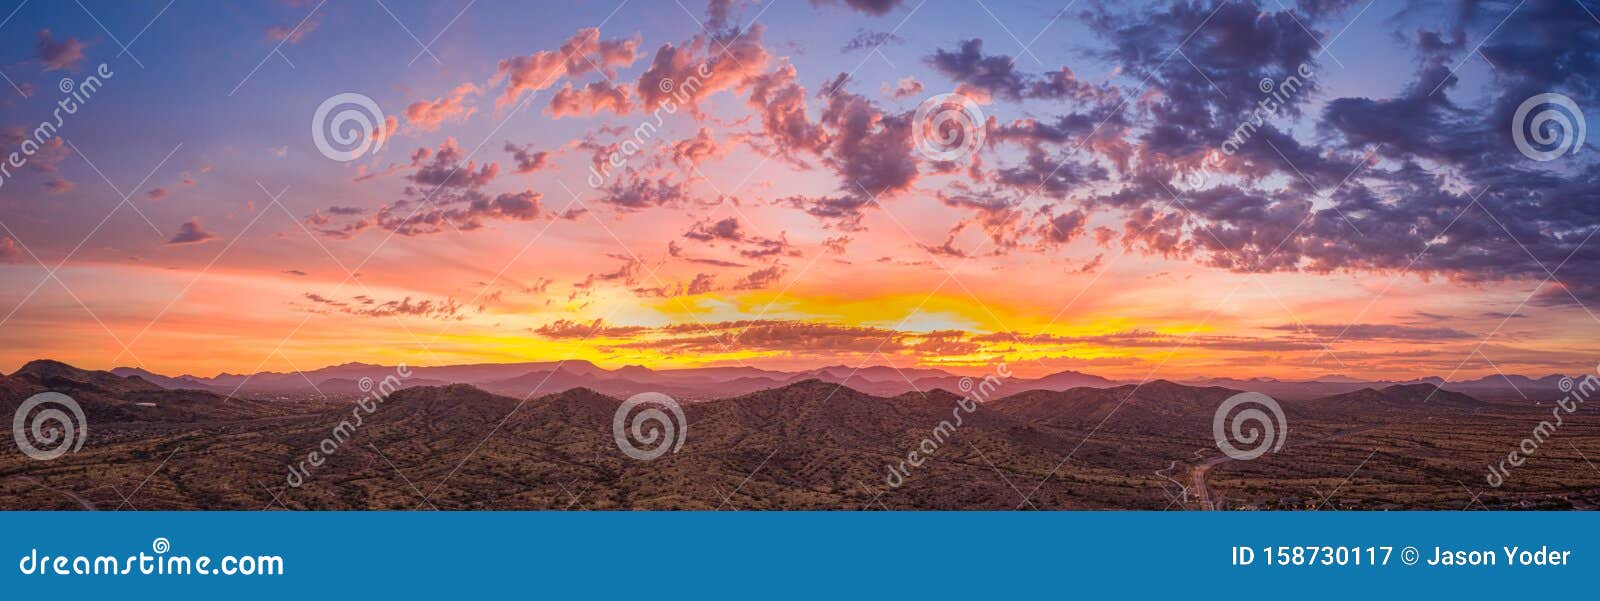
[
  {"left": 15, "top": 359, "right": 81, "bottom": 378},
  {"left": 13, "top": 359, "right": 162, "bottom": 393}
]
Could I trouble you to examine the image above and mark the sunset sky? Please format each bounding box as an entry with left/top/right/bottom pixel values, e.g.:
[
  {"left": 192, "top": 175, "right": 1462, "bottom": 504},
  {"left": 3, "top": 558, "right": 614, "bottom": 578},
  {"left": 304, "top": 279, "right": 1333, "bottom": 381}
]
[{"left": 0, "top": 0, "right": 1596, "bottom": 381}]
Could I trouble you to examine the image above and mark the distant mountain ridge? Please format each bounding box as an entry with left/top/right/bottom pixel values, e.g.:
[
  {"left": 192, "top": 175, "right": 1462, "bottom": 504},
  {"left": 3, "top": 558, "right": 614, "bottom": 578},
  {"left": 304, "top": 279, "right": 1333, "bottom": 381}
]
[
  {"left": 105, "top": 360, "right": 1120, "bottom": 400},
  {"left": 88, "top": 359, "right": 1576, "bottom": 401}
]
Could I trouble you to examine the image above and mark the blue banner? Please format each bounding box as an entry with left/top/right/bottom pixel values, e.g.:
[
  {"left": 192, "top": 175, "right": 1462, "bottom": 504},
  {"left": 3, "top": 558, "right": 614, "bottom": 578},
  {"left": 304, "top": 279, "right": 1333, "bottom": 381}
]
[{"left": 1, "top": 512, "right": 1591, "bottom": 598}]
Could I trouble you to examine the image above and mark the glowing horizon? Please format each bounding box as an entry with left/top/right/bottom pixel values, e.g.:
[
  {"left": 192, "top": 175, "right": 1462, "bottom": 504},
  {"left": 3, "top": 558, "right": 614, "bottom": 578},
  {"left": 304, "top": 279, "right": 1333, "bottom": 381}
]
[{"left": 1, "top": 1, "right": 1596, "bottom": 383}]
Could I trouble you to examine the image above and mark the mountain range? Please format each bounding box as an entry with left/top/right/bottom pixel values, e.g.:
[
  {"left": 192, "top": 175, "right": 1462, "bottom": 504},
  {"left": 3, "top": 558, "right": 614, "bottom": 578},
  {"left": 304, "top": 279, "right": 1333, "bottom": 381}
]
[
  {"left": 10, "top": 358, "right": 1582, "bottom": 511},
  {"left": 100, "top": 360, "right": 1575, "bottom": 402}
]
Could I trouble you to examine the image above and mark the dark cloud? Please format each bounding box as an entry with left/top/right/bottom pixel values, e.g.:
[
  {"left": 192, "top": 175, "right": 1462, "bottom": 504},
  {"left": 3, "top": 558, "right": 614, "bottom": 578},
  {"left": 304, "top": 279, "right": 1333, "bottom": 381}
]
[
  {"left": 304, "top": 293, "right": 468, "bottom": 320},
  {"left": 684, "top": 217, "right": 744, "bottom": 242},
  {"left": 576, "top": 256, "right": 642, "bottom": 289},
  {"left": 534, "top": 318, "right": 649, "bottom": 339},
  {"left": 504, "top": 143, "right": 552, "bottom": 174},
  {"left": 598, "top": 174, "right": 691, "bottom": 211},
  {"left": 809, "top": 0, "right": 904, "bottom": 16},
  {"left": 842, "top": 29, "right": 904, "bottom": 53},
  {"left": 367, "top": 190, "right": 545, "bottom": 236},
  {"left": 927, "top": 39, "right": 1105, "bottom": 102},
  {"left": 1266, "top": 323, "right": 1476, "bottom": 341},
  {"left": 166, "top": 219, "right": 219, "bottom": 245},
  {"left": 973, "top": 329, "right": 1324, "bottom": 353},
  {"left": 612, "top": 319, "right": 901, "bottom": 354},
  {"left": 733, "top": 265, "right": 784, "bottom": 290},
  {"left": 408, "top": 138, "right": 500, "bottom": 190}
]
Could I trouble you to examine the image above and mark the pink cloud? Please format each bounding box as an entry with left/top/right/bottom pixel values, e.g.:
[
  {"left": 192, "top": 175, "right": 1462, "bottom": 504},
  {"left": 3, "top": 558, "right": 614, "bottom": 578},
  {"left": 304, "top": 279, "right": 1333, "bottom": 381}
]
[
  {"left": 265, "top": 13, "right": 320, "bottom": 45},
  {"left": 35, "top": 30, "right": 86, "bottom": 71},
  {"left": 405, "top": 83, "right": 481, "bottom": 131},
  {"left": 493, "top": 28, "right": 641, "bottom": 109},
  {"left": 0, "top": 236, "right": 22, "bottom": 263},
  {"left": 547, "top": 81, "right": 634, "bottom": 118},
  {"left": 635, "top": 25, "right": 772, "bottom": 114},
  {"left": 882, "top": 76, "right": 923, "bottom": 100}
]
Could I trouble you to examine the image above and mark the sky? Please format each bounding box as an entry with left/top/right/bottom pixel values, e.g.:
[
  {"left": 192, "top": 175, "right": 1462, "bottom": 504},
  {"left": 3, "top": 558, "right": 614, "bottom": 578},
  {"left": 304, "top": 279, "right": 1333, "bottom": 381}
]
[{"left": 0, "top": 0, "right": 1596, "bottom": 381}]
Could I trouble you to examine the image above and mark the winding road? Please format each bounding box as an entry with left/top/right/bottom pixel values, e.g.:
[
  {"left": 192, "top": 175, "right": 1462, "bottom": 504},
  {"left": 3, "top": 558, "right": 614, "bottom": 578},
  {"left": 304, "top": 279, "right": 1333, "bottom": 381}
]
[{"left": 1189, "top": 425, "right": 1378, "bottom": 511}]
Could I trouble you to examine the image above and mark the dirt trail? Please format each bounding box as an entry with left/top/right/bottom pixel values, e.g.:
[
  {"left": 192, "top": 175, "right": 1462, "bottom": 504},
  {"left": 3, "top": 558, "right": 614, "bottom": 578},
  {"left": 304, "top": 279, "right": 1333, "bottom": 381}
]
[{"left": 1190, "top": 425, "right": 1378, "bottom": 511}]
